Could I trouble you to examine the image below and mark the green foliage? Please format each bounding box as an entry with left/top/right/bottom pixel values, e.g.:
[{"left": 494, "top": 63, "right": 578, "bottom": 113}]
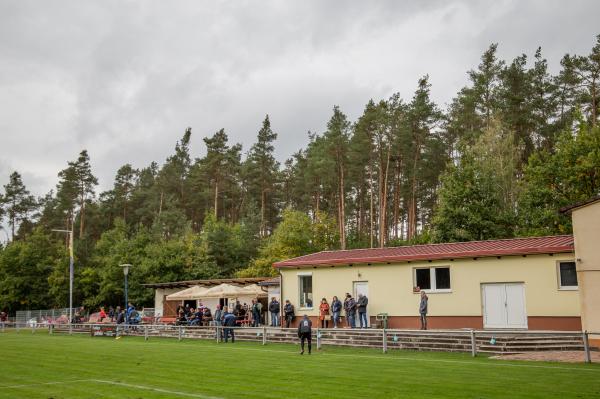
[{"left": 518, "top": 120, "right": 600, "bottom": 235}]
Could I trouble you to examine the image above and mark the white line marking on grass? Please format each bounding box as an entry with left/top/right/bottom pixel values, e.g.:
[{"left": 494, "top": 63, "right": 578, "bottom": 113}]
[
  {"left": 2, "top": 379, "right": 223, "bottom": 398},
  {"left": 187, "top": 342, "right": 600, "bottom": 373},
  {"left": 91, "top": 380, "right": 223, "bottom": 399},
  {"left": 1, "top": 379, "right": 92, "bottom": 389}
]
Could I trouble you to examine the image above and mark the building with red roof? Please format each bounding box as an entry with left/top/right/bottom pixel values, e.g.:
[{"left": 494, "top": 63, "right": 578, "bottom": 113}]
[{"left": 274, "top": 234, "right": 582, "bottom": 331}]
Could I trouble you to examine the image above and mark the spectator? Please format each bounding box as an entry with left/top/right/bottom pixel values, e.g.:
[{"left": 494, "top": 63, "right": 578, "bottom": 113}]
[
  {"left": 251, "top": 299, "right": 261, "bottom": 327},
  {"left": 214, "top": 305, "right": 223, "bottom": 325},
  {"left": 190, "top": 308, "right": 202, "bottom": 326},
  {"left": 319, "top": 298, "right": 330, "bottom": 328},
  {"left": 344, "top": 293, "right": 356, "bottom": 328},
  {"left": 331, "top": 296, "right": 342, "bottom": 328},
  {"left": 297, "top": 315, "right": 312, "bottom": 355},
  {"left": 115, "top": 306, "right": 124, "bottom": 324},
  {"left": 269, "top": 297, "right": 280, "bottom": 327},
  {"left": 202, "top": 306, "right": 212, "bottom": 326},
  {"left": 233, "top": 301, "right": 242, "bottom": 320},
  {"left": 222, "top": 308, "right": 237, "bottom": 343},
  {"left": 357, "top": 293, "right": 369, "bottom": 328},
  {"left": 284, "top": 300, "right": 294, "bottom": 328},
  {"left": 419, "top": 291, "right": 428, "bottom": 330},
  {"left": 0, "top": 310, "right": 7, "bottom": 329},
  {"left": 108, "top": 306, "right": 115, "bottom": 322},
  {"left": 99, "top": 307, "right": 107, "bottom": 322},
  {"left": 176, "top": 309, "right": 187, "bottom": 326},
  {"left": 126, "top": 302, "right": 135, "bottom": 323}
]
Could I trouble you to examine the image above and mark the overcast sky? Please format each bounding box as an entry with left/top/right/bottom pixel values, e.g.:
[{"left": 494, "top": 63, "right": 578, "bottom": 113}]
[{"left": 1, "top": 0, "right": 599, "bottom": 198}]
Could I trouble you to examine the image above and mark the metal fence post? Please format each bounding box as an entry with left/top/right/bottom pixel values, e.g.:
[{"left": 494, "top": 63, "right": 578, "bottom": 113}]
[
  {"left": 583, "top": 331, "right": 592, "bottom": 364},
  {"left": 317, "top": 328, "right": 321, "bottom": 350},
  {"left": 178, "top": 325, "right": 182, "bottom": 341},
  {"left": 383, "top": 328, "right": 388, "bottom": 354},
  {"left": 470, "top": 329, "right": 477, "bottom": 357},
  {"left": 262, "top": 326, "right": 267, "bottom": 345},
  {"left": 144, "top": 325, "right": 149, "bottom": 341}
]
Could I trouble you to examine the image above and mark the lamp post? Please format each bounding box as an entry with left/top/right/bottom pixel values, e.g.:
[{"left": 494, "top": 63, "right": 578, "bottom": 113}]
[
  {"left": 120, "top": 264, "right": 132, "bottom": 321},
  {"left": 52, "top": 229, "right": 74, "bottom": 331}
]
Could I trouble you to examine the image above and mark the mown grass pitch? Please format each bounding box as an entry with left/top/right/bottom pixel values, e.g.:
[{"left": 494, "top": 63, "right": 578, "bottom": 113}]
[{"left": 1, "top": 331, "right": 599, "bottom": 399}]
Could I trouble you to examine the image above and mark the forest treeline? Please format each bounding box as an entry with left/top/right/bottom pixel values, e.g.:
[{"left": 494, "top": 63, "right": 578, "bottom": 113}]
[{"left": 1, "top": 36, "right": 599, "bottom": 312}]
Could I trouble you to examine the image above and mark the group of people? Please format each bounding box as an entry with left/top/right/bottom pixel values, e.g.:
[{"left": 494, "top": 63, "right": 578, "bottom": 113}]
[
  {"left": 289, "top": 290, "right": 429, "bottom": 330},
  {"left": 96, "top": 302, "right": 139, "bottom": 325},
  {"left": 312, "top": 293, "right": 369, "bottom": 329},
  {"left": 176, "top": 303, "right": 213, "bottom": 326}
]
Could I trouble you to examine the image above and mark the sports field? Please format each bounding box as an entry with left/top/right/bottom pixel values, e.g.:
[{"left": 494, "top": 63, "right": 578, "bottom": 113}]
[{"left": 1, "top": 331, "right": 599, "bottom": 399}]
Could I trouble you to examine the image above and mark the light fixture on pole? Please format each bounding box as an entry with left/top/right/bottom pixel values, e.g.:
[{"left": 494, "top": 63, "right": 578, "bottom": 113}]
[
  {"left": 120, "top": 264, "right": 132, "bottom": 322},
  {"left": 52, "top": 228, "right": 74, "bottom": 333}
]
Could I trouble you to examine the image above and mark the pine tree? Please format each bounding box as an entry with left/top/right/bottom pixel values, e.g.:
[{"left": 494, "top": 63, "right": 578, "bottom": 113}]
[{"left": 1, "top": 171, "right": 37, "bottom": 240}]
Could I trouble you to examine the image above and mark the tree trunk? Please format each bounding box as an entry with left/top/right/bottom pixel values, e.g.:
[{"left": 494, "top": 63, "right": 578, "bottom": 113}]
[
  {"left": 369, "top": 161, "right": 374, "bottom": 248},
  {"left": 260, "top": 187, "right": 266, "bottom": 237},
  {"left": 379, "top": 145, "right": 391, "bottom": 248},
  {"left": 339, "top": 163, "right": 346, "bottom": 250},
  {"left": 158, "top": 191, "right": 164, "bottom": 217},
  {"left": 79, "top": 202, "right": 85, "bottom": 239},
  {"left": 214, "top": 180, "right": 219, "bottom": 218}
]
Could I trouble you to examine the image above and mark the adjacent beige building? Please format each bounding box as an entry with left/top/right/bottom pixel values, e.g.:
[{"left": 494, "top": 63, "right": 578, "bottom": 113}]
[{"left": 566, "top": 197, "right": 600, "bottom": 345}]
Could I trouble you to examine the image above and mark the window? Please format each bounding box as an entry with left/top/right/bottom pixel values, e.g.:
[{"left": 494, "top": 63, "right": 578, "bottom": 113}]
[
  {"left": 414, "top": 267, "right": 451, "bottom": 292},
  {"left": 558, "top": 261, "right": 578, "bottom": 289},
  {"left": 299, "top": 275, "right": 313, "bottom": 308}
]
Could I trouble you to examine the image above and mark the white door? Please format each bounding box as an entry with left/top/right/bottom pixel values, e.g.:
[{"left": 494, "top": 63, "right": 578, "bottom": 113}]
[
  {"left": 353, "top": 281, "right": 369, "bottom": 327},
  {"left": 482, "top": 283, "right": 527, "bottom": 329}
]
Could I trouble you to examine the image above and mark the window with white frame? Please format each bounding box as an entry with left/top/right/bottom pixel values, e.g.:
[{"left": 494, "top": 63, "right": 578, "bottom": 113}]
[
  {"left": 414, "top": 267, "right": 451, "bottom": 292},
  {"left": 558, "top": 261, "right": 578, "bottom": 289},
  {"left": 298, "top": 274, "right": 313, "bottom": 308}
]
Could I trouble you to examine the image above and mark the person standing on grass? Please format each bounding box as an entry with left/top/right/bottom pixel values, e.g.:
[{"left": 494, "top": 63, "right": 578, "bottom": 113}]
[
  {"left": 284, "top": 300, "right": 295, "bottom": 328},
  {"left": 223, "top": 309, "right": 237, "bottom": 343},
  {"left": 108, "top": 306, "right": 115, "bottom": 322},
  {"left": 319, "top": 298, "right": 330, "bottom": 328},
  {"left": 269, "top": 297, "right": 280, "bottom": 327},
  {"left": 297, "top": 315, "right": 312, "bottom": 355},
  {"left": 331, "top": 296, "right": 342, "bottom": 328},
  {"left": 344, "top": 293, "right": 356, "bottom": 328},
  {"left": 357, "top": 293, "right": 369, "bottom": 328},
  {"left": 419, "top": 291, "right": 428, "bottom": 330}
]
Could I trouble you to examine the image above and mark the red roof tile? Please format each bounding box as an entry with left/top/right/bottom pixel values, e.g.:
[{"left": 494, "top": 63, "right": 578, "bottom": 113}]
[{"left": 273, "top": 235, "right": 574, "bottom": 268}]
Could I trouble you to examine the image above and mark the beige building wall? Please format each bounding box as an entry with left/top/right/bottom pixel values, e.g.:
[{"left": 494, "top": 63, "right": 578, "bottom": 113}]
[
  {"left": 572, "top": 200, "right": 600, "bottom": 343},
  {"left": 280, "top": 253, "right": 579, "bottom": 328}
]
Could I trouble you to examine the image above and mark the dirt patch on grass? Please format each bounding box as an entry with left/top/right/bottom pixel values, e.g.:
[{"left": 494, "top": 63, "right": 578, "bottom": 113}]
[{"left": 491, "top": 351, "right": 600, "bottom": 363}]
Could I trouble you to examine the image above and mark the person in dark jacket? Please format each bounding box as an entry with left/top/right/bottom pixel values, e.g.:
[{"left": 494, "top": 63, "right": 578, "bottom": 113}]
[
  {"left": 115, "top": 306, "right": 125, "bottom": 324},
  {"left": 284, "top": 300, "right": 294, "bottom": 328},
  {"left": 357, "top": 293, "right": 369, "bottom": 328},
  {"left": 297, "top": 315, "right": 312, "bottom": 355},
  {"left": 344, "top": 293, "right": 356, "bottom": 328},
  {"left": 331, "top": 296, "right": 342, "bottom": 328},
  {"left": 268, "top": 297, "right": 280, "bottom": 327},
  {"left": 419, "top": 291, "right": 428, "bottom": 330},
  {"left": 222, "top": 309, "right": 237, "bottom": 343},
  {"left": 251, "top": 299, "right": 261, "bottom": 327}
]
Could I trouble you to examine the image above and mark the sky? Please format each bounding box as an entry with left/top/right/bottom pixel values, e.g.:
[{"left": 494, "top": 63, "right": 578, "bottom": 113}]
[{"left": 1, "top": 0, "right": 599, "bottom": 198}]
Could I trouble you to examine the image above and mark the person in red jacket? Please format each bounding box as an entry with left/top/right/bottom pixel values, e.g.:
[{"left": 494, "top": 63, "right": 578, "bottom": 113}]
[
  {"left": 319, "top": 298, "right": 330, "bottom": 328},
  {"left": 99, "top": 307, "right": 107, "bottom": 322}
]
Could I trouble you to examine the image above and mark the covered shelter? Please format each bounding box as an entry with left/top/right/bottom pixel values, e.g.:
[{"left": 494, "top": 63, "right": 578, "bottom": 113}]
[
  {"left": 165, "top": 285, "right": 210, "bottom": 301},
  {"left": 144, "top": 277, "right": 274, "bottom": 317}
]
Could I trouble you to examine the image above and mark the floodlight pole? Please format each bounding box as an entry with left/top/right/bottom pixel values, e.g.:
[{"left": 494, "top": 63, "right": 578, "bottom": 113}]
[
  {"left": 52, "top": 228, "right": 74, "bottom": 333},
  {"left": 120, "top": 264, "right": 132, "bottom": 322}
]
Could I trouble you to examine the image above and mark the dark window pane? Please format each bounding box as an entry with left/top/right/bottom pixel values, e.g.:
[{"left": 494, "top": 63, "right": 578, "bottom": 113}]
[
  {"left": 435, "top": 267, "right": 451, "bottom": 289},
  {"left": 559, "top": 262, "right": 578, "bottom": 287},
  {"left": 299, "top": 276, "right": 313, "bottom": 307},
  {"left": 416, "top": 269, "right": 431, "bottom": 290}
]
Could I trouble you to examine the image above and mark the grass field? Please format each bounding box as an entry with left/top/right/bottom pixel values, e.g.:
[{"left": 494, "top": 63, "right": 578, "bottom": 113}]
[{"left": 1, "top": 331, "right": 599, "bottom": 399}]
